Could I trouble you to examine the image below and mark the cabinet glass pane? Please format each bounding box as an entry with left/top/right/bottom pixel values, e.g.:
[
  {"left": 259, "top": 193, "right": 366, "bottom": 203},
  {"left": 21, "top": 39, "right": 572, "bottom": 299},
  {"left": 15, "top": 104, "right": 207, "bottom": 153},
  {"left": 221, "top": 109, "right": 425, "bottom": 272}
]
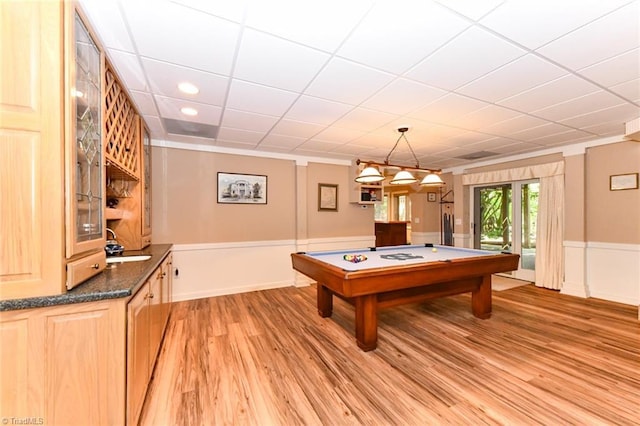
[
  {"left": 143, "top": 129, "right": 151, "bottom": 230},
  {"left": 74, "top": 14, "right": 102, "bottom": 242}
]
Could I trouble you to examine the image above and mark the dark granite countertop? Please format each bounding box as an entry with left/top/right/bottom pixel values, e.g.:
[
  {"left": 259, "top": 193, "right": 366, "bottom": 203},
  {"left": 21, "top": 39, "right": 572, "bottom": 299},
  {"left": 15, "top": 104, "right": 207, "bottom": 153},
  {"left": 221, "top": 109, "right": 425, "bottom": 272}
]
[{"left": 0, "top": 244, "right": 173, "bottom": 312}]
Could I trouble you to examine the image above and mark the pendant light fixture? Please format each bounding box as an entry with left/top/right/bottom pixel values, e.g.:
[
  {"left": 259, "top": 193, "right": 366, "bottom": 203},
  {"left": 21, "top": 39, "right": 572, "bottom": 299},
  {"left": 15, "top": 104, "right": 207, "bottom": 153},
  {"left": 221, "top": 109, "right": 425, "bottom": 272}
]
[{"left": 355, "top": 126, "right": 443, "bottom": 186}]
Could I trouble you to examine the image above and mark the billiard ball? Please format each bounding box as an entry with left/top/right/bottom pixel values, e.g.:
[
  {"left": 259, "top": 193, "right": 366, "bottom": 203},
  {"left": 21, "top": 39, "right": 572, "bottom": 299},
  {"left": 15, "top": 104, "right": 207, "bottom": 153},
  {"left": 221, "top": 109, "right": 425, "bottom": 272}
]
[{"left": 432, "top": 248, "right": 438, "bottom": 252}]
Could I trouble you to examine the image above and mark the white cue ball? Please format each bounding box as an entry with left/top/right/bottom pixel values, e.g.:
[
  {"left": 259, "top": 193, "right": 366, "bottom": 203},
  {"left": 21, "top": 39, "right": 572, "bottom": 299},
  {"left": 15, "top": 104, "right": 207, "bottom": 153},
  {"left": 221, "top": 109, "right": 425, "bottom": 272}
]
[{"left": 432, "top": 248, "right": 437, "bottom": 252}]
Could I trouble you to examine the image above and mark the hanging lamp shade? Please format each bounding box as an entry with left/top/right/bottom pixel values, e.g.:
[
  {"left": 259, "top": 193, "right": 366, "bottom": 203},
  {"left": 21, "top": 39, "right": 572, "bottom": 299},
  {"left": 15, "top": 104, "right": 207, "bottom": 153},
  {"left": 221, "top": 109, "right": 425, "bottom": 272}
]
[
  {"left": 390, "top": 170, "right": 417, "bottom": 185},
  {"left": 355, "top": 166, "right": 384, "bottom": 183},
  {"left": 420, "top": 173, "right": 444, "bottom": 185}
]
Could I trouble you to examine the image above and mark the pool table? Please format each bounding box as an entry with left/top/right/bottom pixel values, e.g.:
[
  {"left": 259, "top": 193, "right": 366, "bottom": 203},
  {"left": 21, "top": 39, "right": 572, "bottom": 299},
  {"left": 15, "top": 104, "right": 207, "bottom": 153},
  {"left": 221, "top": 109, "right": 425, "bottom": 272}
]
[{"left": 291, "top": 244, "right": 520, "bottom": 351}]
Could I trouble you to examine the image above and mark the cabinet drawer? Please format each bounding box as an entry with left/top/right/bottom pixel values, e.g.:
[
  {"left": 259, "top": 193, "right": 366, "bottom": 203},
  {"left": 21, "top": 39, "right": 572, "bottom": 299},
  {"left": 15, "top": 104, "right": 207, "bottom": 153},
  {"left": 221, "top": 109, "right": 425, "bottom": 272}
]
[{"left": 66, "top": 251, "right": 106, "bottom": 290}]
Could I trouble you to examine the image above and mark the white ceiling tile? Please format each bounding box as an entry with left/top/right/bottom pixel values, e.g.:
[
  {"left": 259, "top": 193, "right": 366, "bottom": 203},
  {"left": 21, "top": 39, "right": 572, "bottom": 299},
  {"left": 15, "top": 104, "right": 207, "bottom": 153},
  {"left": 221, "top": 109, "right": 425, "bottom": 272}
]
[
  {"left": 466, "top": 137, "right": 524, "bottom": 152},
  {"left": 508, "top": 123, "right": 576, "bottom": 141},
  {"left": 537, "top": 2, "right": 640, "bottom": 70},
  {"left": 610, "top": 78, "right": 640, "bottom": 102},
  {"left": 408, "top": 93, "right": 489, "bottom": 124},
  {"left": 142, "top": 115, "right": 166, "bottom": 139},
  {"left": 123, "top": 1, "right": 240, "bottom": 75},
  {"left": 141, "top": 58, "right": 229, "bottom": 105},
  {"left": 106, "top": 50, "right": 148, "bottom": 92},
  {"left": 338, "top": 1, "right": 470, "bottom": 74},
  {"left": 332, "top": 108, "right": 399, "bottom": 132},
  {"left": 284, "top": 95, "right": 353, "bottom": 124},
  {"left": 79, "top": 0, "right": 135, "bottom": 52},
  {"left": 532, "top": 91, "right": 624, "bottom": 122},
  {"left": 170, "top": 0, "right": 248, "bottom": 22},
  {"left": 215, "top": 140, "right": 260, "bottom": 150},
  {"left": 129, "top": 90, "right": 157, "bottom": 116},
  {"left": 531, "top": 133, "right": 593, "bottom": 147},
  {"left": 226, "top": 80, "right": 298, "bottom": 116},
  {"left": 312, "top": 127, "right": 366, "bottom": 143},
  {"left": 456, "top": 54, "right": 566, "bottom": 102},
  {"left": 498, "top": 74, "right": 600, "bottom": 112},
  {"left": 436, "top": 0, "right": 505, "bottom": 20},
  {"left": 578, "top": 49, "right": 640, "bottom": 88},
  {"left": 270, "top": 119, "right": 326, "bottom": 138},
  {"left": 234, "top": 29, "right": 330, "bottom": 92},
  {"left": 155, "top": 95, "right": 223, "bottom": 124},
  {"left": 581, "top": 121, "right": 627, "bottom": 136},
  {"left": 259, "top": 134, "right": 307, "bottom": 149},
  {"left": 217, "top": 127, "right": 265, "bottom": 144},
  {"left": 449, "top": 105, "right": 522, "bottom": 131},
  {"left": 481, "top": 114, "right": 549, "bottom": 136},
  {"left": 559, "top": 103, "right": 640, "bottom": 128},
  {"left": 305, "top": 58, "right": 395, "bottom": 105},
  {"left": 480, "top": 0, "right": 632, "bottom": 49},
  {"left": 407, "top": 26, "right": 526, "bottom": 91},
  {"left": 295, "top": 139, "right": 343, "bottom": 153},
  {"left": 245, "top": 0, "right": 372, "bottom": 52},
  {"left": 439, "top": 131, "right": 499, "bottom": 147},
  {"left": 220, "top": 109, "right": 279, "bottom": 132},
  {"left": 362, "top": 79, "right": 448, "bottom": 115}
]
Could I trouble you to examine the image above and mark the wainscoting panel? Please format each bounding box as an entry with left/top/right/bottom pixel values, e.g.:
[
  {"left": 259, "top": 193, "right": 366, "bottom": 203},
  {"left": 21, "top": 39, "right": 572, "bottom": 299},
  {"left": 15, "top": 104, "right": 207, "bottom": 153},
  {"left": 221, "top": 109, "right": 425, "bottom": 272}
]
[
  {"left": 172, "top": 236, "right": 376, "bottom": 302},
  {"left": 585, "top": 242, "right": 639, "bottom": 306}
]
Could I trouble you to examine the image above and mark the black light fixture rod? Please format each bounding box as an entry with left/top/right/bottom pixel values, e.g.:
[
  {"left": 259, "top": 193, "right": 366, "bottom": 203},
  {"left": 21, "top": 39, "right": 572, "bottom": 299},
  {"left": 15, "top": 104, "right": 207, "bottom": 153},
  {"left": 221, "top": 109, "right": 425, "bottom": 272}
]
[{"left": 355, "top": 158, "right": 441, "bottom": 174}]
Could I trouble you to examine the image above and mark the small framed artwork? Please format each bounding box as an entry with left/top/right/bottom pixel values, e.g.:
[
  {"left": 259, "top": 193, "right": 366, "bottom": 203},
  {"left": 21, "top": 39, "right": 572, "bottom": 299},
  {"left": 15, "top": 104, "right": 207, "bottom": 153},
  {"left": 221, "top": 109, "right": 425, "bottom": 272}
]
[
  {"left": 217, "top": 172, "right": 267, "bottom": 204},
  {"left": 610, "top": 173, "right": 638, "bottom": 191},
  {"left": 318, "top": 183, "right": 338, "bottom": 211},
  {"left": 427, "top": 192, "right": 437, "bottom": 202}
]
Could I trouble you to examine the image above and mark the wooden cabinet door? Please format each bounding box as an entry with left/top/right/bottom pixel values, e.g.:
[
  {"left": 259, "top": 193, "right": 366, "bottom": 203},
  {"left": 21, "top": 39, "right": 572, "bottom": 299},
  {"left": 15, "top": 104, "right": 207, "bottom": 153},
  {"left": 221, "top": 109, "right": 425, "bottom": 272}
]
[
  {"left": 0, "top": 0, "right": 65, "bottom": 299},
  {"left": 148, "top": 271, "right": 164, "bottom": 371},
  {"left": 0, "top": 300, "right": 126, "bottom": 425},
  {"left": 160, "top": 254, "right": 173, "bottom": 329},
  {"left": 65, "top": 4, "right": 106, "bottom": 260},
  {"left": 127, "top": 285, "right": 150, "bottom": 426}
]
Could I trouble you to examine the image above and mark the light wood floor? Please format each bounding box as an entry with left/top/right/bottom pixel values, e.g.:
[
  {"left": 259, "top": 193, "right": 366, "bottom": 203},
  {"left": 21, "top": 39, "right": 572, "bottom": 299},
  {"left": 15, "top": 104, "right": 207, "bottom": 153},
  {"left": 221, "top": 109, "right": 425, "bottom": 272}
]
[{"left": 141, "top": 284, "right": 640, "bottom": 425}]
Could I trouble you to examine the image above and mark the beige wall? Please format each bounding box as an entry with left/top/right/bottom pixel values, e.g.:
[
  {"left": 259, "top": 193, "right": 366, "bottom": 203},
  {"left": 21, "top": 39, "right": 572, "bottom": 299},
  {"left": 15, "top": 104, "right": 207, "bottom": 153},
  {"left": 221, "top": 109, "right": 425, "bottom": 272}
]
[
  {"left": 151, "top": 147, "right": 373, "bottom": 244},
  {"left": 306, "top": 162, "right": 373, "bottom": 239},
  {"left": 564, "top": 154, "right": 586, "bottom": 241},
  {"left": 586, "top": 141, "right": 640, "bottom": 244},
  {"left": 151, "top": 147, "right": 296, "bottom": 244}
]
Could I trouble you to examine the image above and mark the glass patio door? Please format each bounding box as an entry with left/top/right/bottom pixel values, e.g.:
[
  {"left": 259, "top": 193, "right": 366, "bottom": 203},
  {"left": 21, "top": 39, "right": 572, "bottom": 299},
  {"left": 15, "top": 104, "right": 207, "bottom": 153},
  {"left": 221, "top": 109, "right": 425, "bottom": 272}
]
[{"left": 473, "top": 180, "right": 539, "bottom": 281}]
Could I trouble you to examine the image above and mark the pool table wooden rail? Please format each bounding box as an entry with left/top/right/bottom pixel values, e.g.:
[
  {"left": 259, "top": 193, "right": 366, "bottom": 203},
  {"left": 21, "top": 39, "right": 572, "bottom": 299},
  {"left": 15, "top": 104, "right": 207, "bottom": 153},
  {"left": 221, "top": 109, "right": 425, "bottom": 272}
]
[{"left": 291, "top": 251, "right": 520, "bottom": 351}]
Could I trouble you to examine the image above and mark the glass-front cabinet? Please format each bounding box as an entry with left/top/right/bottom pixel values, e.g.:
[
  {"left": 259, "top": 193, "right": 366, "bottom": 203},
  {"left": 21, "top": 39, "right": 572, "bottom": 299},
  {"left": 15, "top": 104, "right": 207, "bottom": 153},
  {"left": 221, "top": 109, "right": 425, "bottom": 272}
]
[
  {"left": 141, "top": 121, "right": 152, "bottom": 240},
  {"left": 65, "top": 7, "right": 106, "bottom": 281}
]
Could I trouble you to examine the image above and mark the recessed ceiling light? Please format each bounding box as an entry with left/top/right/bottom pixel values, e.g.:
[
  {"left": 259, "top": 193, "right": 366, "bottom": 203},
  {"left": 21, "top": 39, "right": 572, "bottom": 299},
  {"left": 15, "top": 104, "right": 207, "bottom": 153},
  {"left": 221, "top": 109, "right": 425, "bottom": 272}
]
[
  {"left": 180, "top": 107, "right": 198, "bottom": 116},
  {"left": 178, "top": 82, "right": 199, "bottom": 95}
]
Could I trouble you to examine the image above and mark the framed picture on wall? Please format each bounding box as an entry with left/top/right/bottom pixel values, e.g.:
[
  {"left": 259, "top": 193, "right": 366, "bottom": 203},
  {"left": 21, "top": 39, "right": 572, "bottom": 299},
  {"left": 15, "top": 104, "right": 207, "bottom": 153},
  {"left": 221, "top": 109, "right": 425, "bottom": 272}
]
[
  {"left": 610, "top": 173, "right": 638, "bottom": 191},
  {"left": 318, "top": 183, "right": 338, "bottom": 211},
  {"left": 427, "top": 192, "right": 437, "bottom": 202},
  {"left": 217, "top": 172, "right": 267, "bottom": 204}
]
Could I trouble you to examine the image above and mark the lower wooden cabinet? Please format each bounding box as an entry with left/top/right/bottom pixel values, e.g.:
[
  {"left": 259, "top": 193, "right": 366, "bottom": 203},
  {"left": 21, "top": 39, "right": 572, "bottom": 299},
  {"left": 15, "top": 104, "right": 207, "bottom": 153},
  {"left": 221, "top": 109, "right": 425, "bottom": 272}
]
[
  {"left": 127, "top": 253, "right": 173, "bottom": 425},
  {"left": 0, "top": 253, "right": 173, "bottom": 426},
  {"left": 0, "top": 298, "right": 127, "bottom": 425}
]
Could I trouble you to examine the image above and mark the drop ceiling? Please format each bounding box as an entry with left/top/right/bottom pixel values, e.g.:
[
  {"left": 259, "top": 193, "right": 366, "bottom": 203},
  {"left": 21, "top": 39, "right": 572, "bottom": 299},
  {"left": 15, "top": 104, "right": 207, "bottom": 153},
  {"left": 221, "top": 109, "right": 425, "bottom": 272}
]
[{"left": 79, "top": 0, "right": 640, "bottom": 169}]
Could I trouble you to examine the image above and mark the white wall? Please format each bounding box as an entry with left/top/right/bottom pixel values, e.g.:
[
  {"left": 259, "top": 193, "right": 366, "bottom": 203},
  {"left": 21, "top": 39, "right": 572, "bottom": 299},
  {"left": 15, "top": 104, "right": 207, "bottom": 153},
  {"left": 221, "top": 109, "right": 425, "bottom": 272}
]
[{"left": 171, "top": 235, "right": 374, "bottom": 302}]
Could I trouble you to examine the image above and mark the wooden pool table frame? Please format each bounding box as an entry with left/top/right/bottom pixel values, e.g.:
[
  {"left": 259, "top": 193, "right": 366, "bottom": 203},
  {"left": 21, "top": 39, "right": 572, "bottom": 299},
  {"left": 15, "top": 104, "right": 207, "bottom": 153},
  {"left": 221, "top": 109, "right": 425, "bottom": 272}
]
[{"left": 291, "top": 249, "right": 520, "bottom": 351}]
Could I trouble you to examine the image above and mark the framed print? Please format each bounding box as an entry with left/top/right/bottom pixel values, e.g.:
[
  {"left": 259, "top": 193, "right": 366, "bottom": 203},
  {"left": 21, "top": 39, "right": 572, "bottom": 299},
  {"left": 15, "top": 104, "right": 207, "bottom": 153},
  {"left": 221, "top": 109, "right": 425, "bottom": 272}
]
[
  {"left": 427, "top": 192, "right": 437, "bottom": 202},
  {"left": 318, "top": 183, "right": 338, "bottom": 211},
  {"left": 610, "top": 173, "right": 638, "bottom": 191},
  {"left": 217, "top": 172, "right": 267, "bottom": 204}
]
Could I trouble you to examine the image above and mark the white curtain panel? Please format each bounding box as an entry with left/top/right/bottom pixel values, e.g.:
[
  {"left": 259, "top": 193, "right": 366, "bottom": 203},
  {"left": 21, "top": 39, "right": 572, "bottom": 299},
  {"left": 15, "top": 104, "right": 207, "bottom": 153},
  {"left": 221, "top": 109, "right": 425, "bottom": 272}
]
[
  {"left": 462, "top": 161, "right": 565, "bottom": 290},
  {"left": 534, "top": 174, "right": 564, "bottom": 290}
]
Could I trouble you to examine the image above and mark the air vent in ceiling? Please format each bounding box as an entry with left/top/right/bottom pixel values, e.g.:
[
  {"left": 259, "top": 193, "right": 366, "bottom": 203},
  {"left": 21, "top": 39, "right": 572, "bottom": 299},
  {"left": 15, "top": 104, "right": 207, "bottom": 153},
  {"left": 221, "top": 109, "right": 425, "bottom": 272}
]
[
  {"left": 456, "top": 151, "right": 498, "bottom": 160},
  {"left": 163, "top": 118, "right": 219, "bottom": 139}
]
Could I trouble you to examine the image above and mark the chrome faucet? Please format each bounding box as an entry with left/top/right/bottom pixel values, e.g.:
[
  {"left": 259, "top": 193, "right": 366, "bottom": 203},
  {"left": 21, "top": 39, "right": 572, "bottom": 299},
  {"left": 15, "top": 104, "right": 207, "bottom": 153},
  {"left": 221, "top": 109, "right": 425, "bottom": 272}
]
[
  {"left": 105, "top": 228, "right": 124, "bottom": 256},
  {"left": 106, "top": 227, "right": 117, "bottom": 241}
]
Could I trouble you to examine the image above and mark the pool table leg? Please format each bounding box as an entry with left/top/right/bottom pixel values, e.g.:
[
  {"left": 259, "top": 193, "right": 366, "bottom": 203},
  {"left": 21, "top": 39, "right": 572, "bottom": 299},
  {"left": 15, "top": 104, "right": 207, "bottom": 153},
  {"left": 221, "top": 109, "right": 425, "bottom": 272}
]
[
  {"left": 317, "top": 284, "right": 333, "bottom": 317},
  {"left": 472, "top": 274, "right": 492, "bottom": 319},
  {"left": 355, "top": 294, "right": 377, "bottom": 351}
]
